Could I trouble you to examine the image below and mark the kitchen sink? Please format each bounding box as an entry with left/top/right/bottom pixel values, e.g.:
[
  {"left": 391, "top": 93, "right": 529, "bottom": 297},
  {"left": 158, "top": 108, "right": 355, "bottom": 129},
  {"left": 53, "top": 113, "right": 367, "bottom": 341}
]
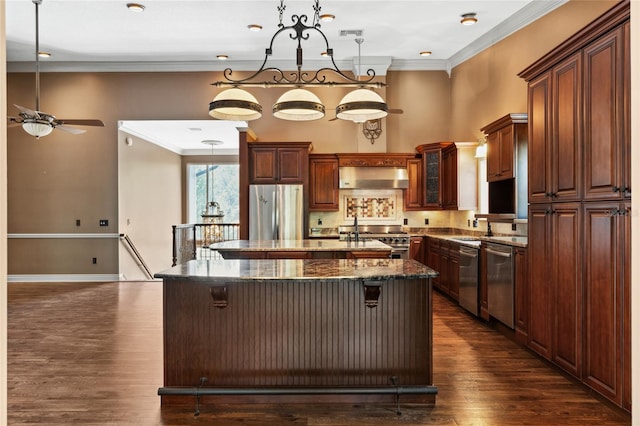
[{"left": 452, "top": 237, "right": 481, "bottom": 242}]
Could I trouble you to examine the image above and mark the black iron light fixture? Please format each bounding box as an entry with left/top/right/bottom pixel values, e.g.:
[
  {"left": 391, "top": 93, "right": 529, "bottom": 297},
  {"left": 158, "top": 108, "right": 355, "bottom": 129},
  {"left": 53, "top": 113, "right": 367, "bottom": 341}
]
[{"left": 209, "top": 0, "right": 387, "bottom": 122}]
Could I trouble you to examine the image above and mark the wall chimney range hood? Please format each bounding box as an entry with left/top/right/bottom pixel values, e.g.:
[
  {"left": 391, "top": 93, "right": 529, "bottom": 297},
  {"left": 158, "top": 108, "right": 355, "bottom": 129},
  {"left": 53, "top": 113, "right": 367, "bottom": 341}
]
[{"left": 339, "top": 166, "right": 409, "bottom": 189}]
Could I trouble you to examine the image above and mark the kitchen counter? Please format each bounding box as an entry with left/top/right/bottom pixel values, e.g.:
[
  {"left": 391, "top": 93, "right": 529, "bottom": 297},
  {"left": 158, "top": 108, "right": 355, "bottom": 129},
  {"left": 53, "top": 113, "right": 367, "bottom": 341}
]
[
  {"left": 414, "top": 232, "right": 527, "bottom": 248},
  {"left": 155, "top": 258, "right": 438, "bottom": 407},
  {"left": 209, "top": 239, "right": 393, "bottom": 259},
  {"left": 155, "top": 258, "right": 437, "bottom": 281},
  {"left": 209, "top": 239, "right": 390, "bottom": 252}
]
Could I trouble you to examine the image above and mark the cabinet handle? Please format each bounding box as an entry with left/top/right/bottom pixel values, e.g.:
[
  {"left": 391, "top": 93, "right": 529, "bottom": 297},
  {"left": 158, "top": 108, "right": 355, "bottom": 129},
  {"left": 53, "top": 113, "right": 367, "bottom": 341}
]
[{"left": 613, "top": 186, "right": 621, "bottom": 193}]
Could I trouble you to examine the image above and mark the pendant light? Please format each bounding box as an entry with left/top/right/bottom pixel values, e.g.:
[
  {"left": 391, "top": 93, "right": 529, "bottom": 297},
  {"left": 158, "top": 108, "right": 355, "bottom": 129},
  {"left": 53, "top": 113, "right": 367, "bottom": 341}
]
[
  {"left": 272, "top": 89, "right": 325, "bottom": 121},
  {"left": 209, "top": 88, "right": 262, "bottom": 121},
  {"left": 336, "top": 39, "right": 388, "bottom": 123}
]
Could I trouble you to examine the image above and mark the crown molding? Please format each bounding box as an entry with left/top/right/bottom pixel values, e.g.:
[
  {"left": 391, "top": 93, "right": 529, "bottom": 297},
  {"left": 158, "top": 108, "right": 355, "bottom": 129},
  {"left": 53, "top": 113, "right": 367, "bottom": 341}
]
[{"left": 448, "top": 0, "right": 568, "bottom": 68}]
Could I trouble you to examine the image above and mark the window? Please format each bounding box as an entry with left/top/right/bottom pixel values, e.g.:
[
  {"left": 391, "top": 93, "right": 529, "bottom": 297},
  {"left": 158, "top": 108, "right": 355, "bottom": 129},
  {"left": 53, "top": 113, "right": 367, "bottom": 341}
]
[{"left": 187, "top": 163, "right": 239, "bottom": 223}]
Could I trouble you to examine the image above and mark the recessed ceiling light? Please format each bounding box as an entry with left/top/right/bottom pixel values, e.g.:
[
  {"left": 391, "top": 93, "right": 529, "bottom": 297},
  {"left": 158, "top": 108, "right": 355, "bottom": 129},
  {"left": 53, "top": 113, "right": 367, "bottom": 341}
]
[
  {"left": 460, "top": 13, "right": 477, "bottom": 26},
  {"left": 420, "top": 51, "right": 432, "bottom": 57},
  {"left": 319, "top": 14, "right": 335, "bottom": 22},
  {"left": 217, "top": 55, "right": 229, "bottom": 60},
  {"left": 189, "top": 127, "right": 202, "bottom": 132},
  {"left": 247, "top": 24, "right": 263, "bottom": 32},
  {"left": 126, "top": 3, "right": 145, "bottom": 12},
  {"left": 38, "top": 51, "right": 51, "bottom": 58}
]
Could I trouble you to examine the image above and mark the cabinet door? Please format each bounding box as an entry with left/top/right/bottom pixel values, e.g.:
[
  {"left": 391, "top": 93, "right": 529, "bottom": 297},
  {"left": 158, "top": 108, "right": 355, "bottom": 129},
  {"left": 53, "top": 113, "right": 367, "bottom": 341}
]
[
  {"left": 514, "top": 247, "right": 528, "bottom": 345},
  {"left": 497, "top": 126, "right": 514, "bottom": 179},
  {"left": 583, "top": 201, "right": 623, "bottom": 405},
  {"left": 551, "top": 203, "right": 582, "bottom": 378},
  {"left": 622, "top": 200, "right": 631, "bottom": 411},
  {"left": 409, "top": 236, "right": 424, "bottom": 264},
  {"left": 583, "top": 28, "right": 624, "bottom": 201},
  {"left": 309, "top": 156, "right": 339, "bottom": 211},
  {"left": 442, "top": 146, "right": 458, "bottom": 209},
  {"left": 528, "top": 72, "right": 551, "bottom": 203},
  {"left": 250, "top": 147, "right": 278, "bottom": 183},
  {"left": 552, "top": 53, "right": 582, "bottom": 201},
  {"left": 277, "top": 148, "right": 305, "bottom": 183},
  {"left": 423, "top": 149, "right": 443, "bottom": 209},
  {"left": 527, "top": 204, "right": 552, "bottom": 360},
  {"left": 622, "top": 22, "right": 631, "bottom": 199},
  {"left": 448, "top": 244, "right": 460, "bottom": 301},
  {"left": 486, "top": 131, "right": 501, "bottom": 182},
  {"left": 427, "top": 238, "right": 441, "bottom": 289},
  {"left": 439, "top": 241, "right": 450, "bottom": 294},
  {"left": 404, "top": 158, "right": 423, "bottom": 210}
]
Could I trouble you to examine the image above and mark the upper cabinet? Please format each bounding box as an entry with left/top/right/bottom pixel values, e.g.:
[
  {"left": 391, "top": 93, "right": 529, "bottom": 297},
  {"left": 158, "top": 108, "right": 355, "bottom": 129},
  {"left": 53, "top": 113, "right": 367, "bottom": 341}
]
[
  {"left": 481, "top": 114, "right": 527, "bottom": 183},
  {"left": 309, "top": 154, "right": 339, "bottom": 211},
  {"left": 415, "top": 142, "right": 477, "bottom": 211},
  {"left": 249, "top": 142, "right": 311, "bottom": 184}
]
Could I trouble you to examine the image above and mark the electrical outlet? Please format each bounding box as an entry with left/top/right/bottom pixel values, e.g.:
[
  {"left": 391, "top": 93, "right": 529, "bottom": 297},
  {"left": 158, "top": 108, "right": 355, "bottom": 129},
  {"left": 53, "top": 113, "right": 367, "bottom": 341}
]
[
  {"left": 403, "top": 218, "right": 408, "bottom": 225},
  {"left": 473, "top": 219, "right": 479, "bottom": 228},
  {"left": 511, "top": 223, "right": 517, "bottom": 231},
  {"left": 76, "top": 219, "right": 81, "bottom": 226},
  {"left": 92, "top": 257, "right": 97, "bottom": 264},
  {"left": 467, "top": 219, "right": 471, "bottom": 227},
  {"left": 424, "top": 218, "right": 429, "bottom": 225},
  {"left": 99, "top": 219, "right": 109, "bottom": 226},
  {"left": 317, "top": 218, "right": 322, "bottom": 225}
]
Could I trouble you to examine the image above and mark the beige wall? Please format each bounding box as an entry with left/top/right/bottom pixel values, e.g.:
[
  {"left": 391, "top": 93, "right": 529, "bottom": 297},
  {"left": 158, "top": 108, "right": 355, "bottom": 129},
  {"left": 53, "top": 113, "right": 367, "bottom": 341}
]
[
  {"left": 449, "top": 0, "right": 618, "bottom": 142},
  {"left": 118, "top": 133, "right": 182, "bottom": 279}
]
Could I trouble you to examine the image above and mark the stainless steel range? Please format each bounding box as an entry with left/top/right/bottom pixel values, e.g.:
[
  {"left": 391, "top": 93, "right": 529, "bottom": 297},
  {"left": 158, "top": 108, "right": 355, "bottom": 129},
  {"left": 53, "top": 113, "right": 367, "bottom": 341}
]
[{"left": 339, "top": 224, "right": 410, "bottom": 259}]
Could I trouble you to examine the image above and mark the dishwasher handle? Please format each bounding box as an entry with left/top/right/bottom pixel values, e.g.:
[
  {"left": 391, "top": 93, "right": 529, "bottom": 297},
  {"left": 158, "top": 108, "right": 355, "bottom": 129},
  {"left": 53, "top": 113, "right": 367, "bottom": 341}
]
[
  {"left": 485, "top": 247, "right": 512, "bottom": 258},
  {"left": 459, "top": 248, "right": 478, "bottom": 258}
]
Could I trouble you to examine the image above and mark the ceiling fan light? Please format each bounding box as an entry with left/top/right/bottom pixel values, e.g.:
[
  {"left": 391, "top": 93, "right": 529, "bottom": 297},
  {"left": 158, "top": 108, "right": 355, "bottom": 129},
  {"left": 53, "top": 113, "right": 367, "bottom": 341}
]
[
  {"left": 273, "top": 89, "right": 325, "bottom": 121},
  {"left": 209, "top": 88, "right": 262, "bottom": 121},
  {"left": 336, "top": 89, "right": 388, "bottom": 123},
  {"left": 22, "top": 121, "right": 53, "bottom": 138}
]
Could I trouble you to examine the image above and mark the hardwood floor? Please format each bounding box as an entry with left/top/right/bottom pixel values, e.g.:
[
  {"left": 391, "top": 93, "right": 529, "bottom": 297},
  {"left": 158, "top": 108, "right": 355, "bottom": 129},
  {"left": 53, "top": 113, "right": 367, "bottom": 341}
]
[{"left": 7, "top": 282, "right": 631, "bottom": 425}]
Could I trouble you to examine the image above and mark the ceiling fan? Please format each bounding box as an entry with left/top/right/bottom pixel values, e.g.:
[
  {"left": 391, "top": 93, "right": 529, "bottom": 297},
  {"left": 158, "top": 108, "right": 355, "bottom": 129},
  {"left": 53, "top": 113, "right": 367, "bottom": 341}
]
[{"left": 8, "top": 0, "right": 104, "bottom": 139}]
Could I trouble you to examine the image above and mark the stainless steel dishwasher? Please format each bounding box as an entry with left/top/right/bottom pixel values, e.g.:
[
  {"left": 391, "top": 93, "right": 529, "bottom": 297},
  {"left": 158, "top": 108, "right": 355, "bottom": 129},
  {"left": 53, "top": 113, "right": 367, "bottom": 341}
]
[
  {"left": 486, "top": 242, "right": 515, "bottom": 329},
  {"left": 458, "top": 245, "right": 479, "bottom": 316}
]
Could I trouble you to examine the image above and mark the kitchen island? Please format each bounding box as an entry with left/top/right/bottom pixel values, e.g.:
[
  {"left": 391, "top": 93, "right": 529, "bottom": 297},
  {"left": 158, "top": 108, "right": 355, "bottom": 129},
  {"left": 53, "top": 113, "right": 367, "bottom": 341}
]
[
  {"left": 155, "top": 258, "right": 438, "bottom": 408},
  {"left": 210, "top": 239, "right": 392, "bottom": 259}
]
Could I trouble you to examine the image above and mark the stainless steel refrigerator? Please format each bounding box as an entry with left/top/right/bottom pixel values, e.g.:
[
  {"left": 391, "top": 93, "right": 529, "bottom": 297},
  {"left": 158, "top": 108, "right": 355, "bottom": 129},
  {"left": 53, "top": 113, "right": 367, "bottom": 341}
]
[{"left": 249, "top": 184, "right": 304, "bottom": 240}]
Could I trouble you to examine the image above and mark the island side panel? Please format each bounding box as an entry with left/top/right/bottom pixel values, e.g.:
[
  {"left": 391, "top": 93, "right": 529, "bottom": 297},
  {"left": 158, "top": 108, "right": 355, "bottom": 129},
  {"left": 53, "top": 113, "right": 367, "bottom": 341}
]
[{"left": 162, "top": 276, "right": 432, "bottom": 393}]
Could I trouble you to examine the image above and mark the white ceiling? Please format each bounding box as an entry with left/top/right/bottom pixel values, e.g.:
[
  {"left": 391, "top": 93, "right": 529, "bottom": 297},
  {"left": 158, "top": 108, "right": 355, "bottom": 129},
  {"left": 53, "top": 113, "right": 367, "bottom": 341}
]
[{"left": 6, "top": 0, "right": 567, "bottom": 154}]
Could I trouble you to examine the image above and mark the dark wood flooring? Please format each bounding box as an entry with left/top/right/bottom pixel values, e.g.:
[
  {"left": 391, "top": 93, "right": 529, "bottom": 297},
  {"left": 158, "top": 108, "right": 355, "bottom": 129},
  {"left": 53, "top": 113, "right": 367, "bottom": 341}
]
[{"left": 7, "top": 281, "right": 631, "bottom": 425}]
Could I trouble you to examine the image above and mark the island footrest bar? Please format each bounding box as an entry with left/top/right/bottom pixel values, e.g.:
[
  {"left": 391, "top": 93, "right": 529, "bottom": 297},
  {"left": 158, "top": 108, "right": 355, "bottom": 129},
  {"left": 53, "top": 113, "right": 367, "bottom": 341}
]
[{"left": 158, "top": 385, "right": 439, "bottom": 416}]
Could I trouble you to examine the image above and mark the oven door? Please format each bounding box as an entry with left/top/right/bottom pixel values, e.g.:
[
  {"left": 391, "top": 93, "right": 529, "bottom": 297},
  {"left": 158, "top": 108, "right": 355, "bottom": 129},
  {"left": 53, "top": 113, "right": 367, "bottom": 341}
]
[{"left": 389, "top": 247, "right": 409, "bottom": 259}]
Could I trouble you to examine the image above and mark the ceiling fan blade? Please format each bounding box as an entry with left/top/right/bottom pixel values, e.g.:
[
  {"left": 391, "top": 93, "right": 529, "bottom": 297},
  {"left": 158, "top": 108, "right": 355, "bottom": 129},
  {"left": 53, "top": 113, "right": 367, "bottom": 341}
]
[
  {"left": 13, "top": 104, "right": 39, "bottom": 117},
  {"left": 55, "top": 125, "right": 87, "bottom": 135},
  {"left": 388, "top": 109, "right": 404, "bottom": 114},
  {"left": 56, "top": 119, "right": 105, "bottom": 127}
]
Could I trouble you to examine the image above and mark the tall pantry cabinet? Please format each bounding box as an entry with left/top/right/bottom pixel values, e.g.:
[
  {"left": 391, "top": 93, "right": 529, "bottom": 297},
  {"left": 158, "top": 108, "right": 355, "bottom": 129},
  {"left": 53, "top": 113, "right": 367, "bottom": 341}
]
[{"left": 518, "top": 0, "right": 630, "bottom": 411}]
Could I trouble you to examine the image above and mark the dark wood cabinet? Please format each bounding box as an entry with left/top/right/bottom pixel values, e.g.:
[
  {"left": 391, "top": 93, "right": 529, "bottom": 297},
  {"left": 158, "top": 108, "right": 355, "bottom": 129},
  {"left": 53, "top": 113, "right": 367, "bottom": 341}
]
[
  {"left": 409, "top": 236, "right": 425, "bottom": 264},
  {"left": 309, "top": 154, "right": 339, "bottom": 211},
  {"left": 441, "top": 145, "right": 457, "bottom": 209},
  {"left": 528, "top": 203, "right": 582, "bottom": 377},
  {"left": 482, "top": 116, "right": 526, "bottom": 183},
  {"left": 582, "top": 201, "right": 628, "bottom": 407},
  {"left": 426, "top": 237, "right": 441, "bottom": 290},
  {"left": 528, "top": 53, "right": 582, "bottom": 203},
  {"left": 248, "top": 142, "right": 310, "bottom": 184},
  {"left": 415, "top": 142, "right": 477, "bottom": 211},
  {"left": 416, "top": 144, "right": 445, "bottom": 209},
  {"left": 519, "top": 1, "right": 630, "bottom": 410},
  {"left": 583, "top": 28, "right": 627, "bottom": 201},
  {"left": 447, "top": 243, "right": 460, "bottom": 302},
  {"left": 404, "top": 158, "right": 423, "bottom": 211}
]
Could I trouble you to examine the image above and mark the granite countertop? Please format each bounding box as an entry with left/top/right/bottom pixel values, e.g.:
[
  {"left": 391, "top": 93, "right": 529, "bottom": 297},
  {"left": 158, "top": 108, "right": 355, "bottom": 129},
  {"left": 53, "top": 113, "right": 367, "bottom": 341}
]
[
  {"left": 416, "top": 231, "right": 528, "bottom": 248},
  {"left": 209, "top": 239, "right": 392, "bottom": 252},
  {"left": 155, "top": 259, "right": 438, "bottom": 281}
]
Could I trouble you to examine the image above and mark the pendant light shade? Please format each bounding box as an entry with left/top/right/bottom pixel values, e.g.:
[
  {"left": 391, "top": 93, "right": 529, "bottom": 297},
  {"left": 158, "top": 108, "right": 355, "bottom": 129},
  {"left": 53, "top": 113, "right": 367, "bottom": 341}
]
[
  {"left": 272, "top": 89, "right": 325, "bottom": 121},
  {"left": 336, "top": 89, "right": 388, "bottom": 123},
  {"left": 22, "top": 121, "right": 53, "bottom": 138},
  {"left": 209, "top": 88, "right": 263, "bottom": 121}
]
